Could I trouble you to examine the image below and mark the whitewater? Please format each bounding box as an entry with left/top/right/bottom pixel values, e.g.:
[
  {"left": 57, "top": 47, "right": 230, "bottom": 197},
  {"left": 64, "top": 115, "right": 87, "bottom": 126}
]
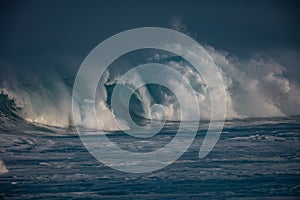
[
  {"left": 1, "top": 47, "right": 300, "bottom": 130},
  {"left": 1, "top": 45, "right": 300, "bottom": 199}
]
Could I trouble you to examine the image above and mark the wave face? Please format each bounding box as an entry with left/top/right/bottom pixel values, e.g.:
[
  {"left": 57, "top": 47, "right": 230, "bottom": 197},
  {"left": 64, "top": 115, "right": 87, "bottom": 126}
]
[{"left": 1, "top": 48, "right": 300, "bottom": 131}]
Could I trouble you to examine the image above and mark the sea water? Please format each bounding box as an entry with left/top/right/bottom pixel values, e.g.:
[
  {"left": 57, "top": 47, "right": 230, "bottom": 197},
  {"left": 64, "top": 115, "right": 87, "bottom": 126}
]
[{"left": 1, "top": 117, "right": 299, "bottom": 199}]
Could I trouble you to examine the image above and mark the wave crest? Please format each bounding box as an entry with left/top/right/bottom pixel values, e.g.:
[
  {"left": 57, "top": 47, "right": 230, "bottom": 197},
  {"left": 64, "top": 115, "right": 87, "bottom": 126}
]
[{"left": 1, "top": 47, "right": 300, "bottom": 131}]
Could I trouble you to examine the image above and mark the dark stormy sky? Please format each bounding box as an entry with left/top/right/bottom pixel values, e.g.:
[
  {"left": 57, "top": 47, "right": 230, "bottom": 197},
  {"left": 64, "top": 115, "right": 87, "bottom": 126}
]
[{"left": 1, "top": 0, "right": 300, "bottom": 83}]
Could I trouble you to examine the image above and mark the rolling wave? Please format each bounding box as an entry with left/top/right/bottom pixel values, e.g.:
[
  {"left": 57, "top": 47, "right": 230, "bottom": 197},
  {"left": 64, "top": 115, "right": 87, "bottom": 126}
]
[{"left": 1, "top": 47, "right": 300, "bottom": 131}]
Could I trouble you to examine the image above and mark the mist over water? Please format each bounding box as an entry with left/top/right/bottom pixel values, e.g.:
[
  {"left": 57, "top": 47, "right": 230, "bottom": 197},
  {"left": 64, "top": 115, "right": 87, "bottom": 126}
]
[{"left": 1, "top": 44, "right": 300, "bottom": 131}]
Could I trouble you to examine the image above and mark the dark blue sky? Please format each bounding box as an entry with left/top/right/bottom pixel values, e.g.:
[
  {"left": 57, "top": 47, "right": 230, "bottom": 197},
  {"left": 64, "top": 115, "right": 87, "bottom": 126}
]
[{"left": 1, "top": 0, "right": 300, "bottom": 82}]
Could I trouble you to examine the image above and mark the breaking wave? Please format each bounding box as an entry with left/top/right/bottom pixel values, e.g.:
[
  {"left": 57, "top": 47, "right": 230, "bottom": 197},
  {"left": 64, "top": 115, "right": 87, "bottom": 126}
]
[{"left": 1, "top": 47, "right": 300, "bottom": 131}]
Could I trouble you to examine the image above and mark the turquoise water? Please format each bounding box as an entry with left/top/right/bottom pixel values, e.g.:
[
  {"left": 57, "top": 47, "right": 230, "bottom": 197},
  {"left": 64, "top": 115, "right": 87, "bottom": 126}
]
[{"left": 1, "top": 118, "right": 300, "bottom": 199}]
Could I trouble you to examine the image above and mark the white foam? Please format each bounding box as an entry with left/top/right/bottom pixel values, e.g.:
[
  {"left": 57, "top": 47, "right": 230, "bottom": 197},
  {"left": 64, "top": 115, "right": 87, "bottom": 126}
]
[
  {"left": 0, "top": 159, "right": 8, "bottom": 174},
  {"left": 1, "top": 43, "right": 300, "bottom": 131}
]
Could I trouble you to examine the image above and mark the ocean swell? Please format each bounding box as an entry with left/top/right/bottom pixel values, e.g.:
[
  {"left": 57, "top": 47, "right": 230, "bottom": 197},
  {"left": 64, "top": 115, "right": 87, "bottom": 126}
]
[{"left": 1, "top": 47, "right": 300, "bottom": 131}]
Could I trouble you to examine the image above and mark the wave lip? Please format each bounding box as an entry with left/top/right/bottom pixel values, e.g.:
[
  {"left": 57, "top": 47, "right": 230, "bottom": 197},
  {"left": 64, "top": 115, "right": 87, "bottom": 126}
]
[{"left": 1, "top": 47, "right": 300, "bottom": 131}]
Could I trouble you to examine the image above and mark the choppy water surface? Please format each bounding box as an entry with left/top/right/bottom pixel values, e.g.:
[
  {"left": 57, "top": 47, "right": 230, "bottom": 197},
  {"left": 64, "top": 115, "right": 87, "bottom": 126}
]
[{"left": 1, "top": 118, "right": 300, "bottom": 199}]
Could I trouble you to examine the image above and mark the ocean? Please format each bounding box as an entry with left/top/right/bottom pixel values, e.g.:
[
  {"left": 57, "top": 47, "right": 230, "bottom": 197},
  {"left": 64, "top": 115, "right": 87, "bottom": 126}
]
[
  {"left": 1, "top": 112, "right": 299, "bottom": 199},
  {"left": 0, "top": 46, "right": 300, "bottom": 199}
]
